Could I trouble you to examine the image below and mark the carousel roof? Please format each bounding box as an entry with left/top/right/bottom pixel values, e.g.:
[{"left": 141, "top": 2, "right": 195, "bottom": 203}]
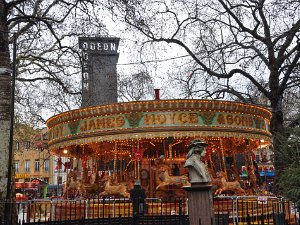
[{"left": 46, "top": 99, "right": 272, "bottom": 156}]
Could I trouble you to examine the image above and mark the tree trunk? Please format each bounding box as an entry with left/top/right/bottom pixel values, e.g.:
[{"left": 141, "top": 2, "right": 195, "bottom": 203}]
[
  {"left": 0, "top": 0, "right": 12, "bottom": 220},
  {"left": 270, "top": 99, "right": 285, "bottom": 193}
]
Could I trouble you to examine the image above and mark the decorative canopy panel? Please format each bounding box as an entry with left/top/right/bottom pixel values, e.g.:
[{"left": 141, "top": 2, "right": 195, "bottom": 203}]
[{"left": 46, "top": 99, "right": 272, "bottom": 158}]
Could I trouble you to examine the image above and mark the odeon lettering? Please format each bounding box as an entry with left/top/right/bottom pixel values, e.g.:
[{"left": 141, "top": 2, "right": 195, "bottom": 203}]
[{"left": 81, "top": 42, "right": 117, "bottom": 52}]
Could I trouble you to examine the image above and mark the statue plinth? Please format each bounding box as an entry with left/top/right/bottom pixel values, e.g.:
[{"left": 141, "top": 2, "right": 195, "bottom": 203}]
[{"left": 183, "top": 183, "right": 215, "bottom": 225}]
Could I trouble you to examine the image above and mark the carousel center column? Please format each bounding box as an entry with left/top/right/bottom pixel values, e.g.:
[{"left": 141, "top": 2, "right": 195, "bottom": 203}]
[{"left": 183, "top": 139, "right": 215, "bottom": 225}]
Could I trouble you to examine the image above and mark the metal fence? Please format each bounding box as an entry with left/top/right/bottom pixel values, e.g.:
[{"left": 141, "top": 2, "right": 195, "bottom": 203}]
[
  {"left": 14, "top": 197, "right": 189, "bottom": 225},
  {"left": 213, "top": 196, "right": 299, "bottom": 225},
  {"left": 0, "top": 196, "right": 298, "bottom": 225}
]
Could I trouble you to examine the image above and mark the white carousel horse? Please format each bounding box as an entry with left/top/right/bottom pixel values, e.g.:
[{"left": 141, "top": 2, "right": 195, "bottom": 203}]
[
  {"left": 100, "top": 177, "right": 130, "bottom": 198},
  {"left": 156, "top": 170, "right": 190, "bottom": 190}
]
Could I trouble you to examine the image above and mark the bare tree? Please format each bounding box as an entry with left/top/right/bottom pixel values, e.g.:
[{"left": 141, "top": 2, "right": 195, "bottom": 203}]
[
  {"left": 118, "top": 70, "right": 154, "bottom": 101},
  {"left": 10, "top": 1, "right": 109, "bottom": 125},
  {"left": 0, "top": 0, "right": 105, "bottom": 221},
  {"left": 107, "top": 0, "right": 300, "bottom": 180}
]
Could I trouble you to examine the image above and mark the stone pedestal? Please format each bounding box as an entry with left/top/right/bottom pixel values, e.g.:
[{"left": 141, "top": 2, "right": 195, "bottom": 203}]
[{"left": 184, "top": 184, "right": 215, "bottom": 225}]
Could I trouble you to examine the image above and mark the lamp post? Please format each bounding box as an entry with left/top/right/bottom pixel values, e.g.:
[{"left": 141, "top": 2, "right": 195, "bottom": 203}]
[{"left": 4, "top": 33, "right": 17, "bottom": 225}]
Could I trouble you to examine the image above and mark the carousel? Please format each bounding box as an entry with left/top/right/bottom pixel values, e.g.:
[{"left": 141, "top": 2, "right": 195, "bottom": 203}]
[{"left": 46, "top": 99, "right": 273, "bottom": 199}]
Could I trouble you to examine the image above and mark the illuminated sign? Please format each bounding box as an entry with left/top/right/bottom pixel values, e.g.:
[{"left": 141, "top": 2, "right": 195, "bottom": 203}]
[{"left": 15, "top": 173, "right": 30, "bottom": 179}]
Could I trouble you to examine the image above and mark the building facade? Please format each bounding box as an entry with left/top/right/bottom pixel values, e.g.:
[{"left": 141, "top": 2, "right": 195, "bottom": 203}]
[
  {"left": 14, "top": 128, "right": 70, "bottom": 186},
  {"left": 14, "top": 127, "right": 53, "bottom": 184},
  {"left": 79, "top": 36, "right": 120, "bottom": 107}
]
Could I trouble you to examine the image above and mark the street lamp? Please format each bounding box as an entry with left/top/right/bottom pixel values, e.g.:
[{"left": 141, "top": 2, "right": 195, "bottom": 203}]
[{"left": 4, "top": 33, "right": 17, "bottom": 225}]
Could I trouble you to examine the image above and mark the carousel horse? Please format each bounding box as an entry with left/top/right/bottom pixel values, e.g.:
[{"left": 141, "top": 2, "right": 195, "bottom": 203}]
[
  {"left": 211, "top": 176, "right": 223, "bottom": 194},
  {"left": 153, "top": 160, "right": 174, "bottom": 188},
  {"left": 63, "top": 177, "right": 84, "bottom": 197},
  {"left": 81, "top": 173, "right": 106, "bottom": 197},
  {"left": 215, "top": 171, "right": 245, "bottom": 195},
  {"left": 100, "top": 176, "right": 130, "bottom": 198},
  {"left": 156, "top": 170, "right": 190, "bottom": 190},
  {"left": 63, "top": 170, "right": 84, "bottom": 198}
]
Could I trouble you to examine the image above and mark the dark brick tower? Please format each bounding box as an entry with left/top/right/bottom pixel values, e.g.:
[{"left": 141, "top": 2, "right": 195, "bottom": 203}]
[{"left": 79, "top": 37, "right": 120, "bottom": 107}]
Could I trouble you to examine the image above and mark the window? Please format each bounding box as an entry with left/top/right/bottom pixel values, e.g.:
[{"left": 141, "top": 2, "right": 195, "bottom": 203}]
[
  {"left": 44, "top": 159, "right": 49, "bottom": 172},
  {"left": 57, "top": 176, "right": 62, "bottom": 185},
  {"left": 35, "top": 160, "right": 40, "bottom": 172},
  {"left": 25, "top": 160, "right": 30, "bottom": 172},
  {"left": 14, "top": 161, "right": 19, "bottom": 172},
  {"left": 25, "top": 141, "right": 31, "bottom": 149}
]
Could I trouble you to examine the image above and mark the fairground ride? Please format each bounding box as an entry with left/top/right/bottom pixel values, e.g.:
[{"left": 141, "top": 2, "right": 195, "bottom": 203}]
[{"left": 46, "top": 99, "right": 272, "bottom": 198}]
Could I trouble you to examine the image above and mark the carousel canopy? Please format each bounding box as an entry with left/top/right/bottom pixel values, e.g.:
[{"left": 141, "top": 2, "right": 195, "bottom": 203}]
[{"left": 46, "top": 99, "right": 272, "bottom": 158}]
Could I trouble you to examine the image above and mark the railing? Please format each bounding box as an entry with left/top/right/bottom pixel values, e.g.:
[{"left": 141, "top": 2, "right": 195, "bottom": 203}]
[
  {"left": 0, "top": 196, "right": 298, "bottom": 225},
  {"left": 213, "top": 196, "right": 299, "bottom": 225},
  {"left": 13, "top": 197, "right": 188, "bottom": 225}
]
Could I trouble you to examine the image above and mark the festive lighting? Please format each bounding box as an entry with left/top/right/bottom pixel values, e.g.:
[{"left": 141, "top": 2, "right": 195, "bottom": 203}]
[{"left": 46, "top": 99, "right": 272, "bottom": 161}]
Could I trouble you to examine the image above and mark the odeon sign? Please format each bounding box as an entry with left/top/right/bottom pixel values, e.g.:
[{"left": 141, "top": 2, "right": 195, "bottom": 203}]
[{"left": 47, "top": 100, "right": 272, "bottom": 148}]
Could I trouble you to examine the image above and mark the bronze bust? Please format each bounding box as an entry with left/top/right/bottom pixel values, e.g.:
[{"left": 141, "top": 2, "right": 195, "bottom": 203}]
[{"left": 184, "top": 139, "right": 211, "bottom": 184}]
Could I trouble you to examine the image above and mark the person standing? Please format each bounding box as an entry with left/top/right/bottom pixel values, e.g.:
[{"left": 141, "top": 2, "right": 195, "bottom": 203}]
[{"left": 130, "top": 180, "right": 146, "bottom": 215}]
